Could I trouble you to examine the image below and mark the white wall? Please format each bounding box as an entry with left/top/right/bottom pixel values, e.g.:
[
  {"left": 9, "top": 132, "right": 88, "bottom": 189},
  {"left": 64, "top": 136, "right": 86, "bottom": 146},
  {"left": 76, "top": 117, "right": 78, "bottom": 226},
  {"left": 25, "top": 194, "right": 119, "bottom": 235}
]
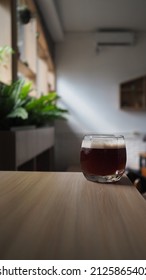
[{"left": 55, "top": 32, "right": 146, "bottom": 170}]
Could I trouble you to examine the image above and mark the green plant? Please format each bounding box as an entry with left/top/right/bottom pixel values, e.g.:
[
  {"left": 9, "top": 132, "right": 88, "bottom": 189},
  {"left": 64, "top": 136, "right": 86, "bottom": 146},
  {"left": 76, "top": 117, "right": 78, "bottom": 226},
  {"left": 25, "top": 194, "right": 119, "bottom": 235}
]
[
  {"left": 0, "top": 80, "right": 68, "bottom": 129},
  {"left": 0, "top": 45, "right": 68, "bottom": 129},
  {"left": 0, "top": 79, "right": 32, "bottom": 129},
  {"left": 25, "top": 92, "right": 68, "bottom": 127}
]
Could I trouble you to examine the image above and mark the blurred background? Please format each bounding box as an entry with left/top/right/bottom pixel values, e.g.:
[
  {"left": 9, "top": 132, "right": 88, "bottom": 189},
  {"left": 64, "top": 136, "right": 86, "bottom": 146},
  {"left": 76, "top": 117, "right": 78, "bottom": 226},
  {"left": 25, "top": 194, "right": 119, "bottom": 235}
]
[{"left": 0, "top": 0, "right": 146, "bottom": 173}]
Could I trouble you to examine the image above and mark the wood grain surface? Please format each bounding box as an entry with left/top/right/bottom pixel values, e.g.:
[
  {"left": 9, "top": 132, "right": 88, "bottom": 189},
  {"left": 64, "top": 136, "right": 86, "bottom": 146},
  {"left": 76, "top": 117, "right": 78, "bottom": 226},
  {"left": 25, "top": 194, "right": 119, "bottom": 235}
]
[{"left": 0, "top": 171, "right": 146, "bottom": 260}]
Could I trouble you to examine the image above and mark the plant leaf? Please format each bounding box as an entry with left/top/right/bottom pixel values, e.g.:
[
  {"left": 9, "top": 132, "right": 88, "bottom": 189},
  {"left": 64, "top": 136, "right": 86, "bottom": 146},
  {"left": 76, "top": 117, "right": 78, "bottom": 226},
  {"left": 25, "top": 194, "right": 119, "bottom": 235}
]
[
  {"left": 19, "top": 82, "right": 32, "bottom": 100},
  {"left": 7, "top": 107, "right": 28, "bottom": 119},
  {"left": 11, "top": 79, "right": 25, "bottom": 103}
]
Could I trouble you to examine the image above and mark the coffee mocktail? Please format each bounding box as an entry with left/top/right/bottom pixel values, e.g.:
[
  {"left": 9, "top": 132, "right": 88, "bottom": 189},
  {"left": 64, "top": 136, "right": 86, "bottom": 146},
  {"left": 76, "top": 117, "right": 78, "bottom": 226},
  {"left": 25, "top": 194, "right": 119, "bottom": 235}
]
[{"left": 80, "top": 135, "right": 126, "bottom": 183}]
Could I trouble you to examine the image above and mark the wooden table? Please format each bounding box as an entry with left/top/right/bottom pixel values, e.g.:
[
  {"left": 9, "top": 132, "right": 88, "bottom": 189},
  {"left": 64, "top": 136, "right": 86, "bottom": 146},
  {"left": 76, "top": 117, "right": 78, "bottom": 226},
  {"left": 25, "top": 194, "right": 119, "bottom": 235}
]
[{"left": 0, "top": 171, "right": 146, "bottom": 260}]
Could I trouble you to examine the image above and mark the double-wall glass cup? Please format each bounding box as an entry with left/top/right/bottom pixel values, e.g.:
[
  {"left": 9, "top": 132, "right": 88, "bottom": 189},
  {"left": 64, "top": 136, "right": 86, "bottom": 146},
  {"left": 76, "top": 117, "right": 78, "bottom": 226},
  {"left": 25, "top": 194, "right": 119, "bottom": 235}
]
[{"left": 80, "top": 134, "right": 127, "bottom": 183}]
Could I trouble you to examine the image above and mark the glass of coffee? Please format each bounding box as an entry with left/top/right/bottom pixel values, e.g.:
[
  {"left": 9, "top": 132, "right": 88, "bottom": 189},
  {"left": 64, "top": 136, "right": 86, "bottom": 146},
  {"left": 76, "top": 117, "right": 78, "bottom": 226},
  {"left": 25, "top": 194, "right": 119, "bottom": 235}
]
[{"left": 80, "top": 134, "right": 126, "bottom": 183}]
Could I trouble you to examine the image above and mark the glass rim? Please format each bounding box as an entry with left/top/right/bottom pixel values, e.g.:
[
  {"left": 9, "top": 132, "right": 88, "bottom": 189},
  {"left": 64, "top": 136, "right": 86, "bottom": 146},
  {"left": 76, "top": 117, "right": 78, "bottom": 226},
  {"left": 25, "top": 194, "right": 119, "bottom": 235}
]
[{"left": 83, "top": 134, "right": 125, "bottom": 139}]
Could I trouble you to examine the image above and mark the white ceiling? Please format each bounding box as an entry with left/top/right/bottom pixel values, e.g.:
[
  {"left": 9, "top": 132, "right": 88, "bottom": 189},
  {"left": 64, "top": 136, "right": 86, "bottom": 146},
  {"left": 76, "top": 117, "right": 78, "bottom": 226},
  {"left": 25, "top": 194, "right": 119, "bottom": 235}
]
[{"left": 36, "top": 0, "right": 146, "bottom": 42}]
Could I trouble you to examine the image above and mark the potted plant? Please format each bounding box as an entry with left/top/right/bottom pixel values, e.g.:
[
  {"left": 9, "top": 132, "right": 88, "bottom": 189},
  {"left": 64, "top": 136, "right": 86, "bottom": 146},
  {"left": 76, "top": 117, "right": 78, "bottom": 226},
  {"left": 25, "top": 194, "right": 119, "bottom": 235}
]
[
  {"left": 0, "top": 45, "right": 68, "bottom": 129},
  {"left": 0, "top": 83, "right": 68, "bottom": 171},
  {"left": 0, "top": 46, "right": 68, "bottom": 171},
  {"left": 24, "top": 91, "right": 68, "bottom": 127},
  {"left": 0, "top": 78, "right": 68, "bottom": 130}
]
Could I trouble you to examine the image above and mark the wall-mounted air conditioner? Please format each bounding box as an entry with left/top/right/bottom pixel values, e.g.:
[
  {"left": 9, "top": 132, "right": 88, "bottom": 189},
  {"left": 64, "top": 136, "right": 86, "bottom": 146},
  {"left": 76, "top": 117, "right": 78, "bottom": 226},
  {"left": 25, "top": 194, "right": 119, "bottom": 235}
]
[{"left": 97, "top": 30, "right": 136, "bottom": 47}]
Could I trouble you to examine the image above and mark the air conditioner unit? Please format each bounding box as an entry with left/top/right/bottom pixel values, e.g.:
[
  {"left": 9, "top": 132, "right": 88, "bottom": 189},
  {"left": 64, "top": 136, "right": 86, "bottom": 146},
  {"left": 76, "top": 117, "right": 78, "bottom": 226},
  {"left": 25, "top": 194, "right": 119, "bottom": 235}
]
[{"left": 97, "top": 30, "right": 136, "bottom": 47}]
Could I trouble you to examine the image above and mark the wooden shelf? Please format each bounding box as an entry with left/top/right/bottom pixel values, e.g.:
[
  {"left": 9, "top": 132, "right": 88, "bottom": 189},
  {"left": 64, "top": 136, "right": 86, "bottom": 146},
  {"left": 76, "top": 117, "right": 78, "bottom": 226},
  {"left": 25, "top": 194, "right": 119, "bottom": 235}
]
[
  {"left": 18, "top": 59, "right": 36, "bottom": 80},
  {"left": 121, "top": 106, "right": 146, "bottom": 112},
  {"left": 120, "top": 76, "right": 146, "bottom": 111}
]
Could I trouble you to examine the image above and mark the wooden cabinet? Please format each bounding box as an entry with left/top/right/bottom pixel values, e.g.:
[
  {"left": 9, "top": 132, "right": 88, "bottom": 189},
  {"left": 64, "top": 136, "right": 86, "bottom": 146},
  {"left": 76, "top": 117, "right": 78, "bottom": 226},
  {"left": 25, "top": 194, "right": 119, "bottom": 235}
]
[{"left": 120, "top": 76, "right": 146, "bottom": 110}]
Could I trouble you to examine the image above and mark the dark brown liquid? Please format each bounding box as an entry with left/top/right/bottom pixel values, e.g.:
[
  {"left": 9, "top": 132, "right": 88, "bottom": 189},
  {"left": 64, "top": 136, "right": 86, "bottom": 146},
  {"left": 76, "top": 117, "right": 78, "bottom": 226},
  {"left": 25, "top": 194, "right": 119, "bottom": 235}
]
[{"left": 80, "top": 147, "right": 126, "bottom": 176}]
